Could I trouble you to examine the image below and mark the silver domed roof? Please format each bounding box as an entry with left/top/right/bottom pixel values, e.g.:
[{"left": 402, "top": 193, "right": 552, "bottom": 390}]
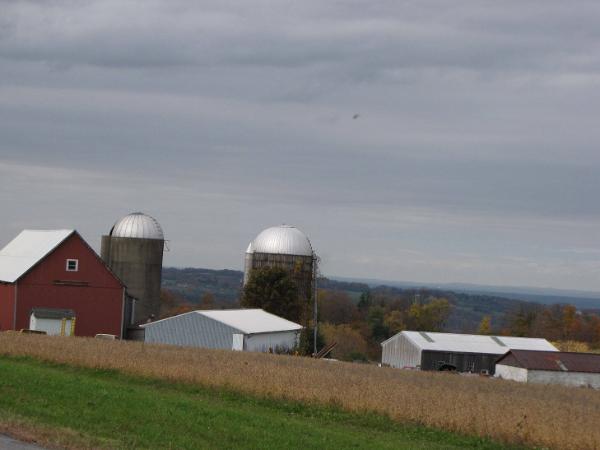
[
  {"left": 247, "top": 225, "right": 313, "bottom": 256},
  {"left": 109, "top": 212, "right": 164, "bottom": 240}
]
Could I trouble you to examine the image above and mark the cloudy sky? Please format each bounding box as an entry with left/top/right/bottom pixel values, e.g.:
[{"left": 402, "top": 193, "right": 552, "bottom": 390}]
[{"left": 2, "top": 0, "right": 600, "bottom": 291}]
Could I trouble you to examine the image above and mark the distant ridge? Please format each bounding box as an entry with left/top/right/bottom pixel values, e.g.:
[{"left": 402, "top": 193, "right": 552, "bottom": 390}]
[
  {"left": 162, "top": 266, "right": 600, "bottom": 311},
  {"left": 331, "top": 276, "right": 600, "bottom": 310}
]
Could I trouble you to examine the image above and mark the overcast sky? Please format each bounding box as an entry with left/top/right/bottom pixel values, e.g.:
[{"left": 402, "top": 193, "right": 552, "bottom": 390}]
[{"left": 2, "top": 0, "right": 600, "bottom": 291}]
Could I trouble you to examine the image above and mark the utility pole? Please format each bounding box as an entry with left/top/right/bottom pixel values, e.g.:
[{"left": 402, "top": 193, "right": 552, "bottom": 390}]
[
  {"left": 413, "top": 292, "right": 421, "bottom": 305},
  {"left": 313, "top": 254, "right": 318, "bottom": 355}
]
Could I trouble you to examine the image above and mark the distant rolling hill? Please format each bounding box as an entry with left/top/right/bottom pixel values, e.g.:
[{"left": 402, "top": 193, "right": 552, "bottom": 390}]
[
  {"left": 162, "top": 267, "right": 599, "bottom": 333},
  {"left": 162, "top": 267, "right": 243, "bottom": 304},
  {"left": 332, "top": 276, "right": 600, "bottom": 311}
]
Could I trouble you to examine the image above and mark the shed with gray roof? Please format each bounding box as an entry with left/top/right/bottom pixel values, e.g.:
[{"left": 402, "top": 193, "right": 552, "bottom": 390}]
[{"left": 141, "top": 309, "right": 303, "bottom": 352}]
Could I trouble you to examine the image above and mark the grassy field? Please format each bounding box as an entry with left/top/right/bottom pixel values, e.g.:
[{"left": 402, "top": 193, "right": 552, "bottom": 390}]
[
  {"left": 0, "top": 356, "right": 514, "bottom": 450},
  {"left": 1, "top": 333, "right": 599, "bottom": 449}
]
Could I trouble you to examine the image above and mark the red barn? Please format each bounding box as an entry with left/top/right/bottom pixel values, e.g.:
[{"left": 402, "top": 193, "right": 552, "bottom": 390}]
[{"left": 0, "top": 229, "right": 126, "bottom": 337}]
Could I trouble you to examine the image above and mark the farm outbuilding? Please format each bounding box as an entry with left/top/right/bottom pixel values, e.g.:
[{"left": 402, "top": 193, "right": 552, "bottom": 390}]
[
  {"left": 0, "top": 230, "right": 127, "bottom": 337},
  {"left": 495, "top": 350, "right": 600, "bottom": 389},
  {"left": 29, "top": 308, "right": 76, "bottom": 336},
  {"left": 381, "top": 331, "right": 557, "bottom": 375},
  {"left": 141, "top": 309, "right": 303, "bottom": 352}
]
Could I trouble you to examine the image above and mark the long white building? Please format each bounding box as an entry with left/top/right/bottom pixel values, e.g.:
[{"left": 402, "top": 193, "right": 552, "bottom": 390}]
[
  {"left": 141, "top": 309, "right": 302, "bottom": 352},
  {"left": 381, "top": 331, "right": 557, "bottom": 374}
]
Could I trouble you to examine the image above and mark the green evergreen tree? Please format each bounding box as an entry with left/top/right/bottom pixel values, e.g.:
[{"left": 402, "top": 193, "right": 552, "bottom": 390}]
[
  {"left": 241, "top": 266, "right": 302, "bottom": 323},
  {"left": 367, "top": 306, "right": 390, "bottom": 341},
  {"left": 298, "top": 327, "right": 326, "bottom": 356},
  {"left": 357, "top": 291, "right": 372, "bottom": 311}
]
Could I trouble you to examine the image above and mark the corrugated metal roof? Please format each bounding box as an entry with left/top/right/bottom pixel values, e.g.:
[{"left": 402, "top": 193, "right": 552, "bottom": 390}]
[
  {"left": 142, "top": 309, "right": 303, "bottom": 334},
  {"left": 199, "top": 309, "right": 303, "bottom": 334},
  {"left": 382, "top": 331, "right": 558, "bottom": 354},
  {"left": 109, "top": 212, "right": 164, "bottom": 240},
  {"left": 247, "top": 225, "right": 313, "bottom": 257},
  {"left": 0, "top": 230, "right": 74, "bottom": 283},
  {"left": 498, "top": 350, "right": 600, "bottom": 373}
]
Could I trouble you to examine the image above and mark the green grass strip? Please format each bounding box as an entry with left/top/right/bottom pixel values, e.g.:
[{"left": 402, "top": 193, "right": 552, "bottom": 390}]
[{"left": 0, "top": 356, "right": 521, "bottom": 449}]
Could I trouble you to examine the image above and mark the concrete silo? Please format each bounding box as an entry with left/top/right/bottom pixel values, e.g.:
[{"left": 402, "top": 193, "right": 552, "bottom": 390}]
[
  {"left": 244, "top": 225, "right": 316, "bottom": 302},
  {"left": 101, "top": 212, "right": 165, "bottom": 325},
  {"left": 244, "top": 225, "right": 318, "bottom": 351}
]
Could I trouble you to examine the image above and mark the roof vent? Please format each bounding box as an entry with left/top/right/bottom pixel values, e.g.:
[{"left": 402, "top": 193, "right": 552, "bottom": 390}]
[
  {"left": 419, "top": 331, "right": 434, "bottom": 343},
  {"left": 491, "top": 336, "right": 507, "bottom": 347}
]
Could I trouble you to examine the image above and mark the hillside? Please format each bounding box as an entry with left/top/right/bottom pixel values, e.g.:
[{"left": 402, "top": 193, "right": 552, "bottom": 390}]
[
  {"left": 162, "top": 267, "right": 242, "bottom": 304},
  {"left": 162, "top": 267, "right": 541, "bottom": 332},
  {"left": 334, "top": 277, "right": 600, "bottom": 311}
]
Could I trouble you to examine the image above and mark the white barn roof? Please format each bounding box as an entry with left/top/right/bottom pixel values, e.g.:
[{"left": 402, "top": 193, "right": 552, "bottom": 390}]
[
  {"left": 142, "top": 309, "right": 303, "bottom": 334},
  {"left": 382, "top": 331, "right": 557, "bottom": 355},
  {"left": 0, "top": 230, "right": 74, "bottom": 283}
]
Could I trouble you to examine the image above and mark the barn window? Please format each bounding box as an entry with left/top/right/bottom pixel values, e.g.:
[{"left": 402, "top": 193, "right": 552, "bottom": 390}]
[{"left": 66, "top": 259, "right": 79, "bottom": 272}]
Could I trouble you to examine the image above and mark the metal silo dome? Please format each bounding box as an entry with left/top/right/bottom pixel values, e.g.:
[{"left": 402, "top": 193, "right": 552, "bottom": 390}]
[
  {"left": 109, "top": 212, "right": 164, "bottom": 240},
  {"left": 248, "top": 225, "right": 313, "bottom": 256}
]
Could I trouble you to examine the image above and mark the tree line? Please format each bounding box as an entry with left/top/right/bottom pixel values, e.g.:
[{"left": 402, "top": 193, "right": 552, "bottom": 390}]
[
  {"left": 240, "top": 266, "right": 453, "bottom": 360},
  {"left": 161, "top": 266, "right": 600, "bottom": 361},
  {"left": 501, "top": 303, "right": 600, "bottom": 344}
]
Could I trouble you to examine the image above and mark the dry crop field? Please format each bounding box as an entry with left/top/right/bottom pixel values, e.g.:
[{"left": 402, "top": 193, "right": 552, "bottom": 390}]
[{"left": 1, "top": 333, "right": 599, "bottom": 450}]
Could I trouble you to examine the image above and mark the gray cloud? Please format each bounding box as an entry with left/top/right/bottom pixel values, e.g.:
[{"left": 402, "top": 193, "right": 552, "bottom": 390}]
[
  {"left": 3, "top": 1, "right": 600, "bottom": 76},
  {"left": 1, "top": 1, "right": 600, "bottom": 292}
]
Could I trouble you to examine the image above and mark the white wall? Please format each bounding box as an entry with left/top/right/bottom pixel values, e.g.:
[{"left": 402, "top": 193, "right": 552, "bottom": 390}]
[
  {"left": 495, "top": 364, "right": 528, "bottom": 382},
  {"left": 245, "top": 331, "right": 299, "bottom": 352},
  {"left": 144, "top": 312, "right": 237, "bottom": 349},
  {"left": 495, "top": 364, "right": 600, "bottom": 389},
  {"left": 381, "top": 333, "right": 421, "bottom": 369},
  {"left": 232, "top": 333, "right": 244, "bottom": 351}
]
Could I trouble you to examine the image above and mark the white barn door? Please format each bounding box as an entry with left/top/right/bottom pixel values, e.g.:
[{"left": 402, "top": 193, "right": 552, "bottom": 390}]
[{"left": 232, "top": 334, "right": 244, "bottom": 351}]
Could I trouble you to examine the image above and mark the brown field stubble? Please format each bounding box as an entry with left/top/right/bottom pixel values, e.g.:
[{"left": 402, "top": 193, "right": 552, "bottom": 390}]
[{"left": 1, "top": 333, "right": 599, "bottom": 450}]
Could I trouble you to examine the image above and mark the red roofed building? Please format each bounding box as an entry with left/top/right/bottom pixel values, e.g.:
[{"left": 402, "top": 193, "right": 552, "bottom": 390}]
[
  {"left": 495, "top": 349, "right": 600, "bottom": 389},
  {"left": 0, "top": 230, "right": 127, "bottom": 337}
]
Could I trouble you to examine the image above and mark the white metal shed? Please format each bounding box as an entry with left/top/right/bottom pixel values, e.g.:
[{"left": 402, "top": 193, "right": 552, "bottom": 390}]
[
  {"left": 141, "top": 309, "right": 302, "bottom": 352},
  {"left": 381, "top": 331, "right": 557, "bottom": 374},
  {"left": 29, "top": 308, "right": 76, "bottom": 336}
]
